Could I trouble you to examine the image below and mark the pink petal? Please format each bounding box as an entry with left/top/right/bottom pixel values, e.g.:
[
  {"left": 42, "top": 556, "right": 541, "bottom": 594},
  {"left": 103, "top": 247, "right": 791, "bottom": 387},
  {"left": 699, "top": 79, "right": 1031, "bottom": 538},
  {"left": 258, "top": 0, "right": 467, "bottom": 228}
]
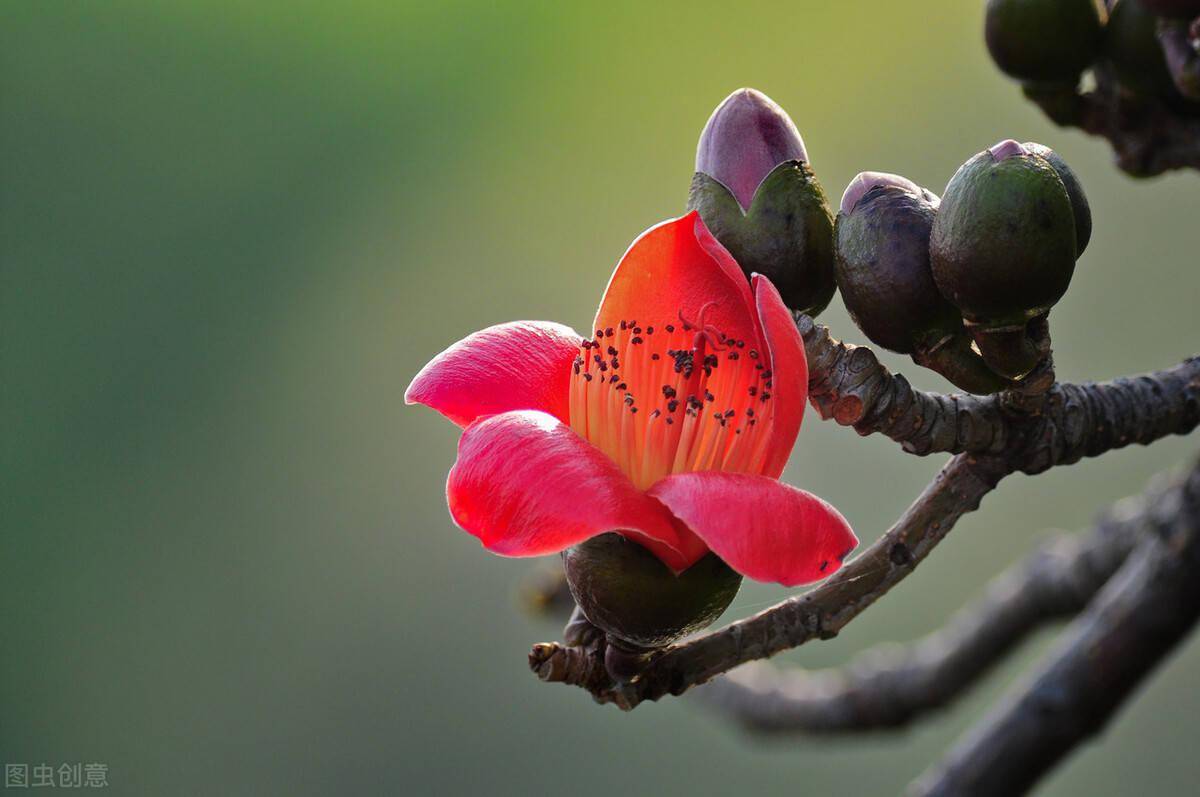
[
  {"left": 649, "top": 472, "right": 856, "bottom": 587},
  {"left": 447, "top": 410, "right": 709, "bottom": 571},
  {"left": 751, "top": 274, "right": 808, "bottom": 478},
  {"left": 405, "top": 321, "right": 581, "bottom": 428},
  {"left": 594, "top": 213, "right": 764, "bottom": 355}
]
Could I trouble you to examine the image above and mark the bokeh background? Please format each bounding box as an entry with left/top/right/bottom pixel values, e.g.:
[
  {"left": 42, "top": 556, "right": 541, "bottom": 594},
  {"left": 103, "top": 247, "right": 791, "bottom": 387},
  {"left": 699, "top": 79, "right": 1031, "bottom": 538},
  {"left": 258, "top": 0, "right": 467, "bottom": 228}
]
[{"left": 3, "top": 1, "right": 1198, "bottom": 794}]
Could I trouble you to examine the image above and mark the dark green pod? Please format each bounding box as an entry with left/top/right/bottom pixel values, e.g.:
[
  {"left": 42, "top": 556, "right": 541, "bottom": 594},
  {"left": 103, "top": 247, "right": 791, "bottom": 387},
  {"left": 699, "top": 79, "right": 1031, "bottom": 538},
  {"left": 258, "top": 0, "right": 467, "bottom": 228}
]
[
  {"left": 688, "top": 160, "right": 837, "bottom": 317},
  {"left": 1022, "top": 142, "right": 1092, "bottom": 255},
  {"left": 985, "top": 0, "right": 1107, "bottom": 86},
  {"left": 834, "top": 175, "right": 959, "bottom": 354},
  {"left": 930, "top": 141, "right": 1078, "bottom": 326},
  {"left": 562, "top": 533, "right": 742, "bottom": 650}
]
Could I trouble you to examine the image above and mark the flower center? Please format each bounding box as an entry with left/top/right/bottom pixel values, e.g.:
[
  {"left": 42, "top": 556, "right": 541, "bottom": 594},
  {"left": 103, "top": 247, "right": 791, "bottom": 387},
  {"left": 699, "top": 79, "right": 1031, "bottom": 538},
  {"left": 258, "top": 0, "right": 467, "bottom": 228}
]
[{"left": 568, "top": 311, "right": 775, "bottom": 490}]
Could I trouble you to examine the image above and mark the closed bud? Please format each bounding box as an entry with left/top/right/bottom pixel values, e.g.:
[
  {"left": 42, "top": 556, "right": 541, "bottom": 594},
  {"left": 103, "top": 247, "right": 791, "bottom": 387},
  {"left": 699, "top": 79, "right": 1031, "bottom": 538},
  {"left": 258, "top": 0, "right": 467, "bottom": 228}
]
[
  {"left": 985, "top": 0, "right": 1107, "bottom": 86},
  {"left": 1022, "top": 142, "right": 1092, "bottom": 255},
  {"left": 930, "top": 140, "right": 1079, "bottom": 379},
  {"left": 688, "top": 88, "right": 836, "bottom": 316},
  {"left": 562, "top": 533, "right": 742, "bottom": 649},
  {"left": 835, "top": 172, "right": 957, "bottom": 355},
  {"left": 695, "top": 89, "right": 808, "bottom": 212},
  {"left": 835, "top": 172, "right": 1011, "bottom": 394}
]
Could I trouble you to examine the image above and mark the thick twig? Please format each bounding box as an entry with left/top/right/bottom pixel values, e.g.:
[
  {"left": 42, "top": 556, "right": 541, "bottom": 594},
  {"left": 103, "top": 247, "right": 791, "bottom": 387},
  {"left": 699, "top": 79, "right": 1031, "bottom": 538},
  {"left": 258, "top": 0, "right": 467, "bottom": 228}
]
[
  {"left": 799, "top": 315, "right": 1200, "bottom": 470},
  {"left": 691, "top": 500, "right": 1144, "bottom": 733},
  {"left": 1022, "top": 62, "right": 1200, "bottom": 177},
  {"left": 530, "top": 453, "right": 1011, "bottom": 709},
  {"left": 910, "top": 459, "right": 1200, "bottom": 796}
]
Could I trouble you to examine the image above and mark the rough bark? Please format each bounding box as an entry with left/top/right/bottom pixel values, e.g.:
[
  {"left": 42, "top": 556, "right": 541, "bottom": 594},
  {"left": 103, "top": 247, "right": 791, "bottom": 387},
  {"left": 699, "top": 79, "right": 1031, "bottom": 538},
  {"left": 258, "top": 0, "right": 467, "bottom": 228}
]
[
  {"left": 798, "top": 315, "right": 1200, "bottom": 471},
  {"left": 910, "top": 460, "right": 1200, "bottom": 796},
  {"left": 691, "top": 500, "right": 1145, "bottom": 732}
]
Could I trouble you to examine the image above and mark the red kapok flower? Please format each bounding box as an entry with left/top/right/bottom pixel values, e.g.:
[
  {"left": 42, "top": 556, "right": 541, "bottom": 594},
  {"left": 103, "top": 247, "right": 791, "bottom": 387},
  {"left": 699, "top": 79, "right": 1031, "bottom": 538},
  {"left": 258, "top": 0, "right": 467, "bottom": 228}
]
[{"left": 406, "top": 212, "right": 856, "bottom": 587}]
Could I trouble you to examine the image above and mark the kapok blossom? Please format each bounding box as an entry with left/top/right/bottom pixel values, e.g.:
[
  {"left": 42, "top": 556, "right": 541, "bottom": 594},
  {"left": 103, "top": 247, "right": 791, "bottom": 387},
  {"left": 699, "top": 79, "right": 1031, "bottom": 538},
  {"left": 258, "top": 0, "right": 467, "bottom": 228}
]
[{"left": 406, "top": 212, "right": 856, "bottom": 586}]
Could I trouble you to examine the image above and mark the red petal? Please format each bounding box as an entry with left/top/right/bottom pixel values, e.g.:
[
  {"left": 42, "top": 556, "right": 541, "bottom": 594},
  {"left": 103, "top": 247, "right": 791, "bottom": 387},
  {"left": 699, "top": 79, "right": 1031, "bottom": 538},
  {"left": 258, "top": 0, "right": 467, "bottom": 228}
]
[
  {"left": 752, "top": 274, "right": 807, "bottom": 478},
  {"left": 594, "top": 213, "right": 762, "bottom": 351},
  {"left": 405, "top": 321, "right": 581, "bottom": 427},
  {"left": 447, "top": 410, "right": 709, "bottom": 571},
  {"left": 649, "top": 472, "right": 857, "bottom": 587}
]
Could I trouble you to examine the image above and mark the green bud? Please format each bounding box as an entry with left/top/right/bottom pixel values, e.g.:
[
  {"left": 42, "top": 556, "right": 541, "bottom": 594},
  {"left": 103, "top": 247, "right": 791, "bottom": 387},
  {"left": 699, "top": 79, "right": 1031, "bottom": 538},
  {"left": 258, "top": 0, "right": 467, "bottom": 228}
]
[
  {"left": 834, "top": 173, "right": 1014, "bottom": 394},
  {"left": 985, "top": 0, "right": 1107, "bottom": 86},
  {"left": 930, "top": 140, "right": 1077, "bottom": 379},
  {"left": 689, "top": 90, "right": 836, "bottom": 316},
  {"left": 562, "top": 533, "right": 742, "bottom": 649},
  {"left": 834, "top": 173, "right": 959, "bottom": 355},
  {"left": 1022, "top": 142, "right": 1092, "bottom": 255}
]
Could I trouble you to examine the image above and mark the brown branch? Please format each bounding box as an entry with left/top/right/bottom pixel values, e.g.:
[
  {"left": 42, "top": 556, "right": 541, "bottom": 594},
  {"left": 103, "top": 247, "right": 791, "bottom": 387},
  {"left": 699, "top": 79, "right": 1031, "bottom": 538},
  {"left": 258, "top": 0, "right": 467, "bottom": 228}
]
[
  {"left": 691, "top": 502, "right": 1144, "bottom": 733},
  {"left": 530, "top": 453, "right": 1011, "bottom": 709},
  {"left": 799, "top": 315, "right": 1200, "bottom": 471},
  {"left": 910, "top": 458, "right": 1200, "bottom": 797},
  {"left": 1022, "top": 62, "right": 1200, "bottom": 178}
]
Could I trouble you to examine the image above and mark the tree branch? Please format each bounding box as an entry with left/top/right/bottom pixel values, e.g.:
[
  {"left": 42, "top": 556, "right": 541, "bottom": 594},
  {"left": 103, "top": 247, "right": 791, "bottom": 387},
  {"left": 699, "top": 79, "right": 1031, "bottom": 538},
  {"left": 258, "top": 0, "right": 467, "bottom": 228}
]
[
  {"left": 909, "top": 458, "right": 1200, "bottom": 796},
  {"left": 690, "top": 503, "right": 1143, "bottom": 733},
  {"left": 528, "top": 316, "right": 1199, "bottom": 712},
  {"left": 798, "top": 315, "right": 1200, "bottom": 470},
  {"left": 1022, "top": 62, "right": 1200, "bottom": 178},
  {"left": 530, "top": 453, "right": 1011, "bottom": 709}
]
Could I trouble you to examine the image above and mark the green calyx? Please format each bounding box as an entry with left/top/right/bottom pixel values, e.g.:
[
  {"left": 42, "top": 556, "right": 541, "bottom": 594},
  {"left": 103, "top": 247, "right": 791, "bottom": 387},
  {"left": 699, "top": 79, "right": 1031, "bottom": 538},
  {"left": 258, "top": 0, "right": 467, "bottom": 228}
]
[
  {"left": 835, "top": 185, "right": 960, "bottom": 356},
  {"left": 930, "top": 150, "right": 1078, "bottom": 326},
  {"left": 688, "top": 160, "right": 837, "bottom": 317},
  {"left": 985, "top": 0, "right": 1107, "bottom": 86},
  {"left": 562, "top": 532, "right": 742, "bottom": 650}
]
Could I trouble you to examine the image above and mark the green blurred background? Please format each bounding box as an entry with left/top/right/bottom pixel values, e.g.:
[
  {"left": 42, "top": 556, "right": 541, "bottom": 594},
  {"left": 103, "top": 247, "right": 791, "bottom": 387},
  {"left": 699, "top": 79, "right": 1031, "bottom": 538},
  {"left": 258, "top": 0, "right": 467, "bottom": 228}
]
[{"left": 3, "top": 1, "right": 1197, "bottom": 794}]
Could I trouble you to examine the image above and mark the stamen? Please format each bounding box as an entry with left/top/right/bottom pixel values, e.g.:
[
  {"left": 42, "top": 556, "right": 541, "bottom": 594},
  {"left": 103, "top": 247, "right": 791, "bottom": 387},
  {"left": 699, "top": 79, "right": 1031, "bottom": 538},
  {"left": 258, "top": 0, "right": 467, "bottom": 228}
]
[{"left": 569, "top": 308, "right": 776, "bottom": 489}]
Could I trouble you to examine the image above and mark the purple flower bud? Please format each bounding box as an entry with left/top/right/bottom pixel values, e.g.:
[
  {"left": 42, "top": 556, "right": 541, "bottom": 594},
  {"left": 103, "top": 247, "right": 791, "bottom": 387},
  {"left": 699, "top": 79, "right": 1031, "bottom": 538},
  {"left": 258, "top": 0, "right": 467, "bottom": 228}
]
[
  {"left": 988, "top": 139, "right": 1028, "bottom": 161},
  {"left": 839, "top": 171, "right": 928, "bottom": 215},
  {"left": 695, "top": 88, "right": 808, "bottom": 212}
]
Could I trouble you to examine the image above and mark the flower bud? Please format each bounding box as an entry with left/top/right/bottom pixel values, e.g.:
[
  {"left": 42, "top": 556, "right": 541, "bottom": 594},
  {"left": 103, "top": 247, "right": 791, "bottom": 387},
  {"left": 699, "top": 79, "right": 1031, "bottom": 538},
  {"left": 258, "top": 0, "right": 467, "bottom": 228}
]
[
  {"left": 835, "top": 172, "right": 1012, "bottom": 394},
  {"left": 1022, "top": 142, "right": 1092, "bottom": 255},
  {"left": 834, "top": 172, "right": 957, "bottom": 355},
  {"left": 695, "top": 89, "right": 808, "bottom": 212},
  {"left": 562, "top": 532, "right": 741, "bottom": 649},
  {"left": 688, "top": 89, "right": 836, "bottom": 316},
  {"left": 985, "top": 0, "right": 1107, "bottom": 86},
  {"left": 930, "top": 140, "right": 1079, "bottom": 378}
]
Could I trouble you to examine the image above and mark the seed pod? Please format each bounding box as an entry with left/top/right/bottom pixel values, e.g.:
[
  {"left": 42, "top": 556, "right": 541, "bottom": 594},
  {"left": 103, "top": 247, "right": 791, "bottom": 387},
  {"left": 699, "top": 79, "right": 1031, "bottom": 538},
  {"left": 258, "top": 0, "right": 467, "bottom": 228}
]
[
  {"left": 930, "top": 140, "right": 1078, "bottom": 378},
  {"left": 562, "top": 532, "right": 742, "bottom": 649},
  {"left": 985, "top": 0, "right": 1108, "bottom": 86},
  {"left": 688, "top": 89, "right": 836, "bottom": 316},
  {"left": 1022, "top": 142, "right": 1092, "bottom": 255},
  {"left": 1136, "top": 0, "right": 1200, "bottom": 18}
]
